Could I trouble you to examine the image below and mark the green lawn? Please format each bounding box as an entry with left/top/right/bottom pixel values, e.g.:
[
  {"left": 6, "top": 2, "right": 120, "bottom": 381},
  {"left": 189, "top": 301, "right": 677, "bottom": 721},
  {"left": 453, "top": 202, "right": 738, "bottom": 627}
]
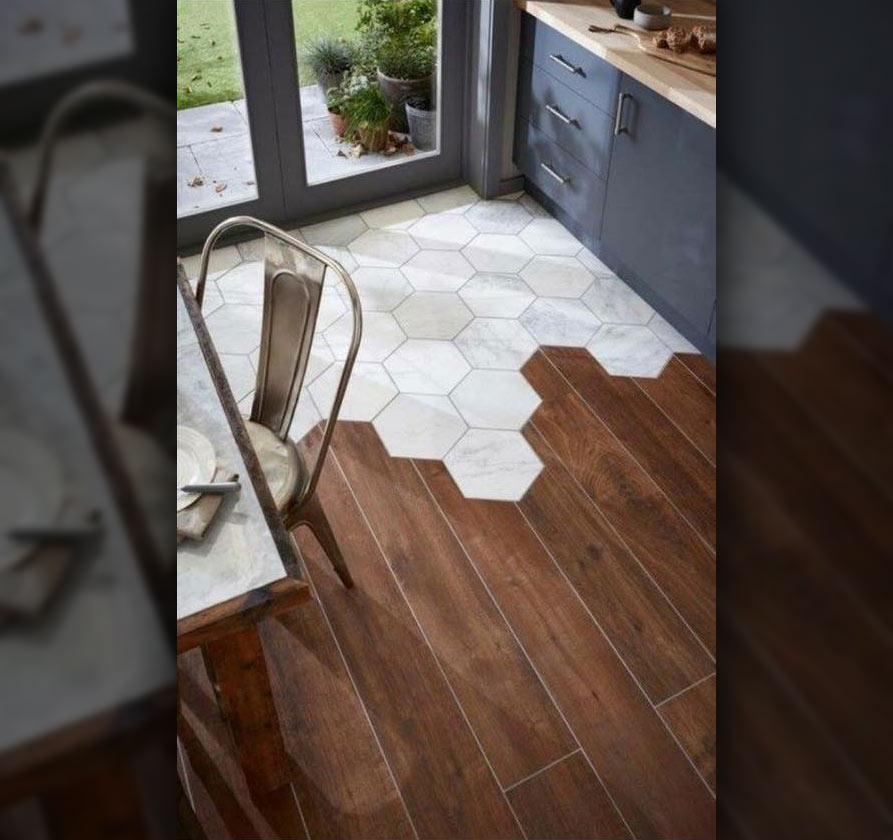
[{"left": 177, "top": 0, "right": 360, "bottom": 110}]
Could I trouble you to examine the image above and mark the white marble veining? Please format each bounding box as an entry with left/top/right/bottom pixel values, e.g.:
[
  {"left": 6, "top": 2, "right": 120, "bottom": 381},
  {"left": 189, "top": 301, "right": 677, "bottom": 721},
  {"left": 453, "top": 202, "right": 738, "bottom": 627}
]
[
  {"left": 443, "top": 430, "right": 543, "bottom": 502},
  {"left": 462, "top": 233, "right": 534, "bottom": 274},
  {"left": 587, "top": 324, "right": 673, "bottom": 377},
  {"left": 360, "top": 199, "right": 425, "bottom": 230},
  {"left": 301, "top": 213, "right": 366, "bottom": 246},
  {"left": 309, "top": 362, "right": 398, "bottom": 422},
  {"left": 205, "top": 302, "right": 262, "bottom": 354},
  {"left": 576, "top": 246, "right": 614, "bottom": 277},
  {"left": 401, "top": 250, "right": 475, "bottom": 292},
  {"left": 349, "top": 229, "right": 419, "bottom": 268},
  {"left": 519, "top": 218, "right": 583, "bottom": 256},
  {"left": 458, "top": 273, "right": 536, "bottom": 318},
  {"left": 520, "top": 297, "right": 602, "bottom": 347},
  {"left": 218, "top": 352, "right": 256, "bottom": 402},
  {"left": 408, "top": 213, "right": 478, "bottom": 251},
  {"left": 324, "top": 310, "right": 405, "bottom": 362},
  {"left": 648, "top": 312, "right": 698, "bottom": 353},
  {"left": 319, "top": 244, "right": 359, "bottom": 276},
  {"left": 393, "top": 292, "right": 473, "bottom": 339},
  {"left": 373, "top": 394, "right": 467, "bottom": 459},
  {"left": 383, "top": 339, "right": 471, "bottom": 395},
  {"left": 216, "top": 260, "right": 263, "bottom": 305},
  {"left": 582, "top": 274, "right": 654, "bottom": 324},
  {"left": 417, "top": 184, "right": 479, "bottom": 215},
  {"left": 181, "top": 244, "right": 240, "bottom": 279},
  {"left": 466, "top": 200, "right": 532, "bottom": 234},
  {"left": 317, "top": 290, "right": 349, "bottom": 331},
  {"left": 346, "top": 266, "right": 414, "bottom": 312},
  {"left": 455, "top": 318, "right": 539, "bottom": 370},
  {"left": 520, "top": 255, "right": 594, "bottom": 298},
  {"left": 450, "top": 370, "right": 541, "bottom": 430}
]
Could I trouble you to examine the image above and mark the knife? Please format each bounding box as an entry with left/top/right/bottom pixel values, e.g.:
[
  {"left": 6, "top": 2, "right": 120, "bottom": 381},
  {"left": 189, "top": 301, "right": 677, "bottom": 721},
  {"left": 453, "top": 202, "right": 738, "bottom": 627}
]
[{"left": 179, "top": 481, "right": 241, "bottom": 494}]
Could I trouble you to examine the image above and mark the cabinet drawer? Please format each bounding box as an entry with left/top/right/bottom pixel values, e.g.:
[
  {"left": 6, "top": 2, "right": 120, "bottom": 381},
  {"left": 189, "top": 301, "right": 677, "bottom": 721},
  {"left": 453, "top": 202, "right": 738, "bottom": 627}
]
[
  {"left": 520, "top": 12, "right": 620, "bottom": 114},
  {"left": 514, "top": 118, "right": 606, "bottom": 239},
  {"left": 517, "top": 58, "right": 614, "bottom": 179}
]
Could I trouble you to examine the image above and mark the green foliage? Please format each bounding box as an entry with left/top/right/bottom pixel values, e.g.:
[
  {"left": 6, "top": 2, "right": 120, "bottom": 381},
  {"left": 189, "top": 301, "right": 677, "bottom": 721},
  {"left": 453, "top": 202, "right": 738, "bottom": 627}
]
[
  {"left": 376, "top": 19, "right": 436, "bottom": 79},
  {"left": 307, "top": 38, "right": 356, "bottom": 79},
  {"left": 356, "top": 0, "right": 437, "bottom": 80},
  {"left": 356, "top": 0, "right": 436, "bottom": 39},
  {"left": 330, "top": 74, "right": 391, "bottom": 138}
]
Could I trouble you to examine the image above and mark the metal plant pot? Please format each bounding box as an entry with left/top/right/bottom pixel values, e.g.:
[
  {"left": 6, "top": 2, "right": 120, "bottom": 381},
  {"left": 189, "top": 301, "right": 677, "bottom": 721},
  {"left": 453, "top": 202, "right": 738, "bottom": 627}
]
[
  {"left": 376, "top": 70, "right": 432, "bottom": 133},
  {"left": 405, "top": 103, "right": 436, "bottom": 151},
  {"left": 316, "top": 70, "right": 346, "bottom": 104}
]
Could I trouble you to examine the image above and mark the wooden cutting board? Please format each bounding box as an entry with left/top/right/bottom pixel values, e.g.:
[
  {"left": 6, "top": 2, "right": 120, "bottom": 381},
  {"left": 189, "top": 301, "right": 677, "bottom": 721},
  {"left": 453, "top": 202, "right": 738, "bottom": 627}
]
[{"left": 591, "top": 23, "right": 716, "bottom": 76}]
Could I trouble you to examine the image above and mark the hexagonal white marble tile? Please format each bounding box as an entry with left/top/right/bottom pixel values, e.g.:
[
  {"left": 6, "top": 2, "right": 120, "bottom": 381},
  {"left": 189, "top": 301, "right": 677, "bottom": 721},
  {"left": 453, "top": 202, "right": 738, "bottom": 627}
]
[
  {"left": 349, "top": 229, "right": 419, "bottom": 268},
  {"left": 458, "top": 273, "right": 536, "bottom": 318},
  {"left": 648, "top": 312, "right": 698, "bottom": 353},
  {"left": 586, "top": 324, "right": 672, "bottom": 377},
  {"left": 301, "top": 214, "right": 366, "bottom": 246},
  {"left": 319, "top": 245, "right": 359, "bottom": 277},
  {"left": 216, "top": 260, "right": 263, "bottom": 304},
  {"left": 455, "top": 318, "right": 538, "bottom": 370},
  {"left": 575, "top": 247, "right": 614, "bottom": 277},
  {"left": 520, "top": 255, "right": 593, "bottom": 298},
  {"left": 462, "top": 234, "right": 534, "bottom": 274},
  {"left": 219, "top": 353, "right": 256, "bottom": 402},
  {"left": 373, "top": 394, "right": 467, "bottom": 459},
  {"left": 393, "top": 293, "right": 473, "bottom": 339},
  {"left": 417, "top": 185, "right": 479, "bottom": 215},
  {"left": 288, "top": 390, "right": 324, "bottom": 444},
  {"left": 444, "top": 429, "right": 543, "bottom": 501},
  {"left": 401, "top": 250, "right": 475, "bottom": 292},
  {"left": 383, "top": 339, "right": 471, "bottom": 395},
  {"left": 519, "top": 194, "right": 550, "bottom": 218},
  {"left": 205, "top": 303, "right": 262, "bottom": 354},
  {"left": 582, "top": 275, "right": 654, "bottom": 324},
  {"left": 179, "top": 245, "right": 240, "bottom": 279},
  {"left": 450, "top": 370, "right": 541, "bottom": 430},
  {"left": 408, "top": 213, "right": 478, "bottom": 251},
  {"left": 519, "top": 218, "right": 583, "bottom": 256},
  {"left": 309, "top": 362, "right": 398, "bottom": 421},
  {"left": 324, "top": 310, "right": 405, "bottom": 362},
  {"left": 520, "top": 297, "right": 602, "bottom": 347},
  {"left": 466, "top": 200, "right": 532, "bottom": 235},
  {"left": 346, "top": 267, "right": 413, "bottom": 312},
  {"left": 317, "top": 290, "right": 348, "bottom": 331},
  {"left": 360, "top": 199, "right": 424, "bottom": 230}
]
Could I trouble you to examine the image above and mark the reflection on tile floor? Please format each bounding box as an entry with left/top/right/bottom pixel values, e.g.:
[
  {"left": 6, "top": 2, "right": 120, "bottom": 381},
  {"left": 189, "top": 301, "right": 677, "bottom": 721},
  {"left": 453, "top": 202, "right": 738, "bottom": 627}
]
[{"left": 180, "top": 184, "right": 697, "bottom": 501}]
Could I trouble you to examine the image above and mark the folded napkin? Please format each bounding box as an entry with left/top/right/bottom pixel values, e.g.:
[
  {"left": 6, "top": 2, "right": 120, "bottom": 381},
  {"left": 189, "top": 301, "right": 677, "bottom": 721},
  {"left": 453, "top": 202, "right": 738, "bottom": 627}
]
[{"left": 176, "top": 468, "right": 239, "bottom": 543}]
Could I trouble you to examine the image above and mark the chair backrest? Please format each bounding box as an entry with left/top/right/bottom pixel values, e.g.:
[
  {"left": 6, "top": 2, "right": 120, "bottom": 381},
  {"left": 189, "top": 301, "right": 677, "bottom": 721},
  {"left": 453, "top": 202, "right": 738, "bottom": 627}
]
[{"left": 195, "top": 216, "right": 362, "bottom": 506}]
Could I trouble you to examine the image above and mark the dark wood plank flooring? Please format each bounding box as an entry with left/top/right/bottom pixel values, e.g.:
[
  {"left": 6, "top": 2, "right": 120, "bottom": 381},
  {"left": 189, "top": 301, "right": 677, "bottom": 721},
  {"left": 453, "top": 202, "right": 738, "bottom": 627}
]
[{"left": 179, "top": 348, "right": 716, "bottom": 839}]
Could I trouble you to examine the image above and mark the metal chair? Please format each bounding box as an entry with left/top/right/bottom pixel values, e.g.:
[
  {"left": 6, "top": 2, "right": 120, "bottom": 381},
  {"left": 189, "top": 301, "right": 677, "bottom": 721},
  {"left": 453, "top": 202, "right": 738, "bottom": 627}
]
[{"left": 196, "top": 216, "right": 362, "bottom": 589}]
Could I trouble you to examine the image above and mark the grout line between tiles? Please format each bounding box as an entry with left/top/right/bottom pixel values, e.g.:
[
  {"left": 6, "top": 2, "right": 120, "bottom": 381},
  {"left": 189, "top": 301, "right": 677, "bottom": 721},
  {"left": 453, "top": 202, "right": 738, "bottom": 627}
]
[
  {"left": 654, "top": 671, "right": 716, "bottom": 709},
  {"left": 515, "top": 484, "right": 717, "bottom": 801},
  {"left": 501, "top": 747, "right": 583, "bottom": 795},
  {"left": 327, "top": 446, "right": 528, "bottom": 839},
  {"left": 411, "top": 460, "right": 635, "bottom": 840}
]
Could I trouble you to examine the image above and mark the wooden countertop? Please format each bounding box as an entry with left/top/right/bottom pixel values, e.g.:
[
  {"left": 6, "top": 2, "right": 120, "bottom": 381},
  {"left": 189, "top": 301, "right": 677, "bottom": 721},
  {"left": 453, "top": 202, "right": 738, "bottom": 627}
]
[{"left": 515, "top": 0, "right": 716, "bottom": 128}]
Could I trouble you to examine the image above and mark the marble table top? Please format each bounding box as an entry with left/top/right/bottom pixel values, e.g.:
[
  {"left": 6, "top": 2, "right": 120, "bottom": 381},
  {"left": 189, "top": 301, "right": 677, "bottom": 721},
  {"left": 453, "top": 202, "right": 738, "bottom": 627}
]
[
  {"left": 0, "top": 184, "right": 172, "bottom": 756},
  {"left": 176, "top": 285, "right": 293, "bottom": 620}
]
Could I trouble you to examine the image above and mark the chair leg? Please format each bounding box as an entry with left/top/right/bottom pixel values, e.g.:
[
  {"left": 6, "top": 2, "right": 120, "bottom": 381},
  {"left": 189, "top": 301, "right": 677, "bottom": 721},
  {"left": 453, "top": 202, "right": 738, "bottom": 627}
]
[{"left": 288, "top": 493, "right": 354, "bottom": 589}]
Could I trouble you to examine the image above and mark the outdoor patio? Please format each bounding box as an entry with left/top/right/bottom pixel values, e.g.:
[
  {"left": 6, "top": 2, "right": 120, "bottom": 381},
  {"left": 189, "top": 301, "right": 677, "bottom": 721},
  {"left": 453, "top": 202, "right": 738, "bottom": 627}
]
[{"left": 177, "top": 85, "right": 429, "bottom": 217}]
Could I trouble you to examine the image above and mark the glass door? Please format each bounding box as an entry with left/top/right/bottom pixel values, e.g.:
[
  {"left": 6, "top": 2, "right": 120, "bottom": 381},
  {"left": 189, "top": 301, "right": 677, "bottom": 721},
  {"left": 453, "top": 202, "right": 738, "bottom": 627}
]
[{"left": 177, "top": 0, "right": 465, "bottom": 247}]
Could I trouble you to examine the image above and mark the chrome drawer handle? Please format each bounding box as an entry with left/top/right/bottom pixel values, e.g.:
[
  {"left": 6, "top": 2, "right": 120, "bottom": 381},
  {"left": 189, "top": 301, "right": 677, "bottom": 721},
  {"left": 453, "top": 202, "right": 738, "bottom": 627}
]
[
  {"left": 540, "top": 162, "right": 568, "bottom": 185},
  {"left": 545, "top": 104, "right": 576, "bottom": 126},
  {"left": 614, "top": 92, "right": 631, "bottom": 136},
  {"left": 549, "top": 53, "right": 581, "bottom": 74}
]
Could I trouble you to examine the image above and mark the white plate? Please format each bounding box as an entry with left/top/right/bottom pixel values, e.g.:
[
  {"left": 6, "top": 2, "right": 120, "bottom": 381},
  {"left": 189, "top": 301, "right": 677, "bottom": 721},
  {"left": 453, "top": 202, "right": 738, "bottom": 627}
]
[
  {"left": 177, "top": 425, "right": 215, "bottom": 511},
  {"left": 0, "top": 429, "right": 64, "bottom": 571}
]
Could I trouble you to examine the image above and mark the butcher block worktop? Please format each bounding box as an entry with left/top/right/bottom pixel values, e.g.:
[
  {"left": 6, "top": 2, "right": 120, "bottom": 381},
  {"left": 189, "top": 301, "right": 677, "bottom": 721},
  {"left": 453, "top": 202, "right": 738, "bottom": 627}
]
[{"left": 515, "top": 0, "right": 716, "bottom": 127}]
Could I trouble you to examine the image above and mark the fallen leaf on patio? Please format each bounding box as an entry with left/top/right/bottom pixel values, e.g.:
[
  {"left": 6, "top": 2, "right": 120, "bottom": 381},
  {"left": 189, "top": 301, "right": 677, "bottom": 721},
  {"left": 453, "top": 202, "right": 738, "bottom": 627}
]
[
  {"left": 403, "top": 143, "right": 416, "bottom": 155},
  {"left": 20, "top": 16, "right": 44, "bottom": 34},
  {"left": 177, "top": 56, "right": 181, "bottom": 62},
  {"left": 61, "top": 26, "right": 81, "bottom": 43},
  {"left": 336, "top": 150, "right": 347, "bottom": 158},
  {"left": 215, "top": 182, "right": 227, "bottom": 193},
  {"left": 184, "top": 86, "right": 192, "bottom": 94},
  {"left": 211, "top": 40, "right": 216, "bottom": 46},
  {"left": 246, "top": 181, "right": 255, "bottom": 186},
  {"left": 217, "top": 55, "right": 223, "bottom": 60},
  {"left": 382, "top": 146, "right": 397, "bottom": 157},
  {"left": 191, "top": 34, "right": 199, "bottom": 39},
  {"left": 177, "top": 38, "right": 183, "bottom": 43},
  {"left": 348, "top": 144, "right": 364, "bottom": 159},
  {"left": 211, "top": 125, "right": 223, "bottom": 132},
  {"left": 191, "top": 74, "right": 202, "bottom": 81},
  {"left": 187, "top": 176, "right": 204, "bottom": 187},
  {"left": 207, "top": 81, "right": 212, "bottom": 87}
]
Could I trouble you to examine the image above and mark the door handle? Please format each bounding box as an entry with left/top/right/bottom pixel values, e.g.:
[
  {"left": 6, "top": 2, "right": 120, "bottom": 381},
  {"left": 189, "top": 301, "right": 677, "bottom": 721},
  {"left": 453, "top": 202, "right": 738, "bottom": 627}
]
[
  {"left": 545, "top": 104, "right": 576, "bottom": 126},
  {"left": 614, "top": 92, "right": 631, "bottom": 136},
  {"left": 540, "top": 162, "right": 568, "bottom": 185},
  {"left": 549, "top": 53, "right": 582, "bottom": 75}
]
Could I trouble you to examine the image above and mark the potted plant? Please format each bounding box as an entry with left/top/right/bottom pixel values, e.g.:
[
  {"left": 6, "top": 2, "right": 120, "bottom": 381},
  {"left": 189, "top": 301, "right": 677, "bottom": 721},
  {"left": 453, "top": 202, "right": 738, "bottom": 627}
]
[
  {"left": 325, "top": 83, "right": 350, "bottom": 138},
  {"left": 405, "top": 94, "right": 435, "bottom": 151},
  {"left": 307, "top": 38, "right": 356, "bottom": 101},
  {"left": 342, "top": 76, "right": 392, "bottom": 152},
  {"left": 356, "top": 0, "right": 437, "bottom": 132}
]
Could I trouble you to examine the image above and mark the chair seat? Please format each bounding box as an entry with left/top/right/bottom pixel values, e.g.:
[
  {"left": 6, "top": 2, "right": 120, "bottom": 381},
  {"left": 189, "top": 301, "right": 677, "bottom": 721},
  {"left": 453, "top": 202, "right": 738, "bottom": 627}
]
[{"left": 244, "top": 420, "right": 304, "bottom": 510}]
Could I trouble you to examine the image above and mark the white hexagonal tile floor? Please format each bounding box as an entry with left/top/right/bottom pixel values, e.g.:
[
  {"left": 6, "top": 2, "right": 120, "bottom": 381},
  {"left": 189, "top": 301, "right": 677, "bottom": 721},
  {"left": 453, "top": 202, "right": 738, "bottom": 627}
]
[{"left": 184, "top": 183, "right": 695, "bottom": 502}]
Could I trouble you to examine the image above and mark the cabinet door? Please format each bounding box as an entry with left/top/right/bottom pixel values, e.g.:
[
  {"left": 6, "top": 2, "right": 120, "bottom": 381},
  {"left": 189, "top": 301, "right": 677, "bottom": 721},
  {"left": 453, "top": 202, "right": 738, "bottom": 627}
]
[{"left": 601, "top": 75, "right": 715, "bottom": 337}]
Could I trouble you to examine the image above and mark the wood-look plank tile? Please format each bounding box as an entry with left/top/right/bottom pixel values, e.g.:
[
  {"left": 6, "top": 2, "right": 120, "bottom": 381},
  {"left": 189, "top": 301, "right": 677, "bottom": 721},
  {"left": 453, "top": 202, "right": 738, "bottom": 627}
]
[
  {"left": 418, "top": 459, "right": 716, "bottom": 840},
  {"left": 658, "top": 676, "right": 716, "bottom": 792},
  {"left": 177, "top": 650, "right": 307, "bottom": 840},
  {"left": 546, "top": 347, "right": 716, "bottom": 548},
  {"left": 506, "top": 753, "right": 629, "bottom": 840},
  {"left": 294, "top": 447, "right": 523, "bottom": 839},
  {"left": 522, "top": 352, "right": 716, "bottom": 653},
  {"left": 677, "top": 353, "right": 715, "bottom": 394},
  {"left": 331, "top": 422, "right": 577, "bottom": 789},
  {"left": 261, "top": 602, "right": 415, "bottom": 839},
  {"left": 519, "top": 427, "right": 713, "bottom": 703},
  {"left": 635, "top": 356, "right": 716, "bottom": 464},
  {"left": 764, "top": 315, "right": 893, "bottom": 494}
]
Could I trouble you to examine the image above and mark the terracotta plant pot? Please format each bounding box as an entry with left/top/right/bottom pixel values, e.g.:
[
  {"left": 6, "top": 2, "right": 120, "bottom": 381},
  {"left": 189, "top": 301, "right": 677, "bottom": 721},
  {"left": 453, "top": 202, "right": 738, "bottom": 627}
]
[
  {"left": 328, "top": 110, "right": 348, "bottom": 138},
  {"left": 358, "top": 122, "right": 389, "bottom": 153},
  {"left": 376, "top": 70, "right": 432, "bottom": 132}
]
